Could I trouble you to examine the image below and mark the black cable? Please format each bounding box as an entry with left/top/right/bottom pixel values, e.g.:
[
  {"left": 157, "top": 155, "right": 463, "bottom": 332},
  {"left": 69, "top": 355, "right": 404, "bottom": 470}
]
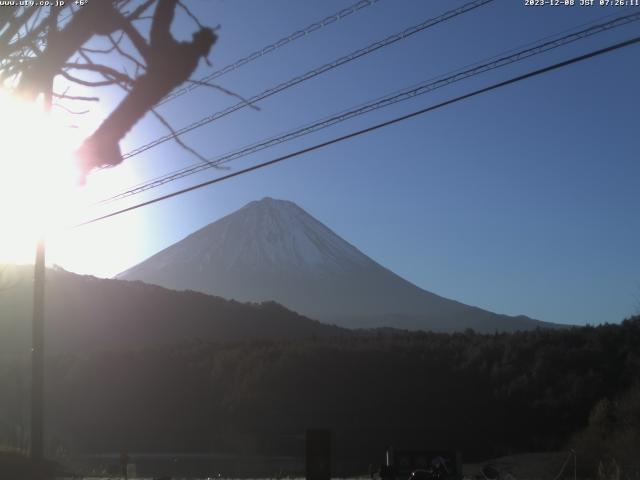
[
  {"left": 75, "top": 35, "right": 640, "bottom": 228},
  {"left": 159, "top": 0, "right": 383, "bottom": 106},
  {"left": 99, "top": 10, "right": 640, "bottom": 204},
  {"left": 121, "top": 0, "right": 495, "bottom": 160}
]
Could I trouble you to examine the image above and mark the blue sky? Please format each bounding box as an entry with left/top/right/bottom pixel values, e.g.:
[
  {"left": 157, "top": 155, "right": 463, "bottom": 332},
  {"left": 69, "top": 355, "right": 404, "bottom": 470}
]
[{"left": 50, "top": 0, "right": 640, "bottom": 326}]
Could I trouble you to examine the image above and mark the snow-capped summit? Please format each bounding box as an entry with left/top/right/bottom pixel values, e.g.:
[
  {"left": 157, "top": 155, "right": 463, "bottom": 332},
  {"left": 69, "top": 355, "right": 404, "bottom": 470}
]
[
  {"left": 209, "top": 197, "right": 371, "bottom": 273},
  {"left": 118, "top": 198, "right": 554, "bottom": 332}
]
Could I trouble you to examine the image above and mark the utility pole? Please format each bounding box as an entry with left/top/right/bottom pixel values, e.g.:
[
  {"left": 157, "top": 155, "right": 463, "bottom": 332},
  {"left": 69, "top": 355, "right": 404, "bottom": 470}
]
[
  {"left": 31, "top": 45, "right": 54, "bottom": 460},
  {"left": 30, "top": 237, "right": 45, "bottom": 462}
]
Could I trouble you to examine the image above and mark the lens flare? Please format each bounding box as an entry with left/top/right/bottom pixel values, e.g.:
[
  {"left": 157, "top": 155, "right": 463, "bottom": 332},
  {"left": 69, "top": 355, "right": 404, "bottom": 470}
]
[{"left": 0, "top": 90, "right": 81, "bottom": 263}]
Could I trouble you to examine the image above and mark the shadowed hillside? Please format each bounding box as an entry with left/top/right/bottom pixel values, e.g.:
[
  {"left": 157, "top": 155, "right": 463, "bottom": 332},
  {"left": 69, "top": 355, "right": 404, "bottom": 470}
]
[{"left": 0, "top": 264, "right": 345, "bottom": 355}]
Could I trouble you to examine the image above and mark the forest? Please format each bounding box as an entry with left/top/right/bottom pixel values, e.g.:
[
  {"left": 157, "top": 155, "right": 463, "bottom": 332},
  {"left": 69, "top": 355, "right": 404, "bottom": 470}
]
[{"left": 1, "top": 315, "right": 639, "bottom": 477}]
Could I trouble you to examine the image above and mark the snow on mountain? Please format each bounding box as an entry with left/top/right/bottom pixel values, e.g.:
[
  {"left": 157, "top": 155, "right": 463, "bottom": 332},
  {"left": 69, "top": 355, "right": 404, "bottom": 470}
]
[
  {"left": 118, "top": 197, "right": 556, "bottom": 332},
  {"left": 151, "top": 197, "right": 371, "bottom": 274}
]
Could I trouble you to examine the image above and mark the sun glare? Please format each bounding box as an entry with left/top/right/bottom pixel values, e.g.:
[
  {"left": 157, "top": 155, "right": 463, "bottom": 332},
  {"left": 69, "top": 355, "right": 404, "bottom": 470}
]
[
  {"left": 0, "top": 88, "right": 145, "bottom": 276},
  {"left": 0, "top": 90, "right": 81, "bottom": 264}
]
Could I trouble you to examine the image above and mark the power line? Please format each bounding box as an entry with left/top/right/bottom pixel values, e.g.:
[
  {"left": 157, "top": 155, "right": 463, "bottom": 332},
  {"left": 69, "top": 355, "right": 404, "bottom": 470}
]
[
  {"left": 100, "top": 11, "right": 640, "bottom": 204},
  {"left": 105, "top": 10, "right": 640, "bottom": 202},
  {"left": 108, "top": 6, "right": 636, "bottom": 199},
  {"left": 158, "top": 0, "right": 383, "bottom": 106},
  {"left": 121, "top": 0, "right": 495, "bottom": 161},
  {"left": 54, "top": 1, "right": 380, "bottom": 108},
  {"left": 76, "top": 34, "right": 640, "bottom": 228}
]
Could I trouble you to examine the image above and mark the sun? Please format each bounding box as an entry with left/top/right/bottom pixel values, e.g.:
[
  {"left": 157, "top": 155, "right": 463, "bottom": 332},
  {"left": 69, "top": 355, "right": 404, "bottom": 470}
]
[
  {"left": 0, "top": 90, "right": 81, "bottom": 264},
  {"left": 0, "top": 88, "right": 146, "bottom": 276}
]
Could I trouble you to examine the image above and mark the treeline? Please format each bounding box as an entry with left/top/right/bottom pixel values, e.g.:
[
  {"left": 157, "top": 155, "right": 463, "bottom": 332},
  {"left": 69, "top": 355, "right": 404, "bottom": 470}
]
[
  {"left": 1, "top": 317, "right": 639, "bottom": 474},
  {"left": 0, "top": 266, "right": 345, "bottom": 355}
]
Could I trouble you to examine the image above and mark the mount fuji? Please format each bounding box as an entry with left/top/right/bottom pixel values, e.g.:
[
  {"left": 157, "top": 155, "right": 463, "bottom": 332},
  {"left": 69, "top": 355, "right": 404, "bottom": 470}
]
[{"left": 117, "top": 197, "right": 556, "bottom": 332}]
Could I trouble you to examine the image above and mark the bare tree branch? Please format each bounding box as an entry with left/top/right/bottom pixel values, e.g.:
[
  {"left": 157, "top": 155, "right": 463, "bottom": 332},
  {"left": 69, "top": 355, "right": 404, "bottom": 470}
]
[
  {"left": 186, "top": 78, "right": 261, "bottom": 111},
  {"left": 17, "top": 2, "right": 123, "bottom": 99},
  {"left": 178, "top": 1, "right": 205, "bottom": 30},
  {"left": 150, "top": 108, "right": 211, "bottom": 164},
  {"left": 107, "top": 33, "right": 146, "bottom": 72},
  {"left": 1, "top": 1, "right": 221, "bottom": 183},
  {"left": 0, "top": 7, "right": 38, "bottom": 59},
  {"left": 64, "top": 62, "right": 135, "bottom": 87},
  {"left": 117, "top": 11, "right": 152, "bottom": 62},
  {"left": 60, "top": 70, "right": 119, "bottom": 88},
  {"left": 75, "top": 0, "right": 217, "bottom": 178},
  {"left": 127, "top": 0, "right": 157, "bottom": 21},
  {"left": 80, "top": 45, "right": 117, "bottom": 55},
  {"left": 53, "top": 91, "right": 100, "bottom": 102},
  {"left": 53, "top": 102, "right": 90, "bottom": 115}
]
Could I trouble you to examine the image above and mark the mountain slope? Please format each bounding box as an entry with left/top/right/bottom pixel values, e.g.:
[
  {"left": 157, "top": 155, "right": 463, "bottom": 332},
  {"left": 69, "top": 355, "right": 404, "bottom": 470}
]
[
  {"left": 118, "top": 198, "right": 557, "bottom": 332},
  {"left": 0, "top": 264, "right": 344, "bottom": 354}
]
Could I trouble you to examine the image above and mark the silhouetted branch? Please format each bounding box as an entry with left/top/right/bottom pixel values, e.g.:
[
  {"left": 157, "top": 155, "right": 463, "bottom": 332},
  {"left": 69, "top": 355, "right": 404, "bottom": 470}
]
[
  {"left": 150, "top": 108, "right": 211, "bottom": 164},
  {"left": 107, "top": 33, "right": 146, "bottom": 72},
  {"left": 0, "top": 7, "right": 38, "bottom": 58},
  {"left": 17, "top": 2, "right": 123, "bottom": 98},
  {"left": 60, "top": 70, "right": 119, "bottom": 88},
  {"left": 64, "top": 62, "right": 135, "bottom": 87},
  {"left": 75, "top": 0, "right": 217, "bottom": 177},
  {"left": 53, "top": 102, "right": 90, "bottom": 115},
  {"left": 177, "top": 1, "right": 205, "bottom": 30},
  {"left": 1, "top": 1, "right": 219, "bottom": 182},
  {"left": 127, "top": 0, "right": 157, "bottom": 21},
  {"left": 186, "top": 78, "right": 261, "bottom": 111},
  {"left": 53, "top": 91, "right": 100, "bottom": 102}
]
